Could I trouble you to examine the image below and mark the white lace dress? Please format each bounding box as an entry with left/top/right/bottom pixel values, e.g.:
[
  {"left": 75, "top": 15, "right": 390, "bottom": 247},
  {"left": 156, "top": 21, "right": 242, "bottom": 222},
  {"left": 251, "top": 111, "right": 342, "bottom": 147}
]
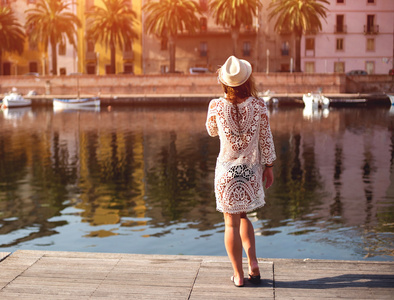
[{"left": 206, "top": 97, "right": 276, "bottom": 214}]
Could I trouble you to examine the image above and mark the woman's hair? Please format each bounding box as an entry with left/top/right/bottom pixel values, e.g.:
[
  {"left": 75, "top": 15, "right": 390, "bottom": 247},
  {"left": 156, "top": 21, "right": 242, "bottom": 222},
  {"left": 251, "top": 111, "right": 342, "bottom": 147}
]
[
  {"left": 220, "top": 74, "right": 259, "bottom": 138},
  {"left": 221, "top": 74, "right": 259, "bottom": 104}
]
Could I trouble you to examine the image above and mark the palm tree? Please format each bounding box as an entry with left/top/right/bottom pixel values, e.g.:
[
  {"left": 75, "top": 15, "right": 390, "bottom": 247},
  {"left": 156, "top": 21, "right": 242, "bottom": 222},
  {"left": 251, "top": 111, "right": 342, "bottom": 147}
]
[
  {"left": 25, "top": 0, "right": 81, "bottom": 75},
  {"left": 86, "top": 0, "right": 138, "bottom": 75},
  {"left": 0, "top": 7, "right": 25, "bottom": 75},
  {"left": 209, "top": 0, "right": 261, "bottom": 56},
  {"left": 143, "top": 0, "right": 201, "bottom": 73},
  {"left": 269, "top": 0, "right": 329, "bottom": 72}
]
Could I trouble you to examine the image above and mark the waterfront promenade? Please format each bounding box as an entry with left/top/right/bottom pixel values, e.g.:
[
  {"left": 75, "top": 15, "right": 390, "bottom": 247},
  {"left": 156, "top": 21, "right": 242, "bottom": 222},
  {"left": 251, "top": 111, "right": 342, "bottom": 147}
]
[{"left": 1, "top": 250, "right": 393, "bottom": 299}]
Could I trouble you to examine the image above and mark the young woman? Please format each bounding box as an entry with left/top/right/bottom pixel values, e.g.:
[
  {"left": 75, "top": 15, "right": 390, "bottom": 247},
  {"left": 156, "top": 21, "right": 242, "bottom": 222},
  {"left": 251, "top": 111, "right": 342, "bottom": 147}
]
[{"left": 206, "top": 56, "right": 276, "bottom": 287}]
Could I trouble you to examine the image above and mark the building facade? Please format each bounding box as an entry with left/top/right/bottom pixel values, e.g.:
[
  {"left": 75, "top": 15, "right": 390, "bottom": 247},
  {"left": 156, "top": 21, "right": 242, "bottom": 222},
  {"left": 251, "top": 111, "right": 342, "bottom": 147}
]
[
  {"left": 78, "top": 0, "right": 143, "bottom": 75},
  {"left": 0, "top": 0, "right": 143, "bottom": 75},
  {"left": 141, "top": 0, "right": 295, "bottom": 74},
  {"left": 1, "top": 0, "right": 393, "bottom": 76},
  {"left": 301, "top": 0, "right": 394, "bottom": 74},
  {"left": 1, "top": 0, "right": 45, "bottom": 75}
]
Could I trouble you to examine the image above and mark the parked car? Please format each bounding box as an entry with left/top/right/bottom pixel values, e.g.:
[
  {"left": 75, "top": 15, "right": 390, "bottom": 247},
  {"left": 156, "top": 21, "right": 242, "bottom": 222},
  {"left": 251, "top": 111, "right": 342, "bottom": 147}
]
[
  {"left": 189, "top": 67, "right": 210, "bottom": 74},
  {"left": 346, "top": 70, "right": 367, "bottom": 76},
  {"left": 24, "top": 72, "right": 39, "bottom": 76}
]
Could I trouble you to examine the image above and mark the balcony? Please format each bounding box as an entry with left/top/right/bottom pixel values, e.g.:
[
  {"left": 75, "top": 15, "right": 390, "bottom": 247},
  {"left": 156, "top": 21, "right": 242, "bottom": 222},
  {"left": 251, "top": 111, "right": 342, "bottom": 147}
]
[
  {"left": 364, "top": 25, "right": 379, "bottom": 35},
  {"left": 334, "top": 25, "right": 347, "bottom": 34},
  {"left": 281, "top": 49, "right": 290, "bottom": 56}
]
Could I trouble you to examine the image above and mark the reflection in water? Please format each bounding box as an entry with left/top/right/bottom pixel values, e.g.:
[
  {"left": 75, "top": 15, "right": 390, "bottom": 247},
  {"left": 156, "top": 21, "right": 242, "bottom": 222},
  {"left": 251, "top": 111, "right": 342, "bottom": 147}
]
[{"left": 0, "top": 105, "right": 393, "bottom": 260}]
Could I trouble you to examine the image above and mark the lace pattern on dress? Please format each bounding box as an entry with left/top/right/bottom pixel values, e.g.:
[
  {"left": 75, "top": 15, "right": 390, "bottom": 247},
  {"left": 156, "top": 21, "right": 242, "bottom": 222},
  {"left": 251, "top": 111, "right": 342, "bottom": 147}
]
[{"left": 206, "top": 97, "right": 276, "bottom": 214}]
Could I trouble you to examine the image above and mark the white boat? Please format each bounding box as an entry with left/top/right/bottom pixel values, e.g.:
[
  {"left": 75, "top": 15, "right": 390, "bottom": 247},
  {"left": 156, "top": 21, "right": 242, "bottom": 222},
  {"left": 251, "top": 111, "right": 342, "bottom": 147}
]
[
  {"left": 303, "top": 92, "right": 330, "bottom": 109},
  {"left": 1, "top": 89, "right": 32, "bottom": 108},
  {"left": 260, "top": 90, "right": 278, "bottom": 106},
  {"left": 53, "top": 97, "right": 100, "bottom": 110},
  {"left": 387, "top": 94, "right": 394, "bottom": 106}
]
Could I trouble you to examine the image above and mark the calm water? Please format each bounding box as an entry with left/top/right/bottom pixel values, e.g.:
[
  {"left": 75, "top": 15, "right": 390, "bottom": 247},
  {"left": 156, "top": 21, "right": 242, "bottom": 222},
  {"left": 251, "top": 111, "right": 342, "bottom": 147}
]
[{"left": 0, "top": 104, "right": 393, "bottom": 261}]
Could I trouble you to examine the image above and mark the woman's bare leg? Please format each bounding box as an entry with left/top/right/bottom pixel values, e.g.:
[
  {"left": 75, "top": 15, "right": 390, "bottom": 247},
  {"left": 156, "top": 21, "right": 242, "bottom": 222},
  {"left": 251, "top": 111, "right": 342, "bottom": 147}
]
[
  {"left": 240, "top": 213, "right": 260, "bottom": 277},
  {"left": 223, "top": 213, "right": 244, "bottom": 286}
]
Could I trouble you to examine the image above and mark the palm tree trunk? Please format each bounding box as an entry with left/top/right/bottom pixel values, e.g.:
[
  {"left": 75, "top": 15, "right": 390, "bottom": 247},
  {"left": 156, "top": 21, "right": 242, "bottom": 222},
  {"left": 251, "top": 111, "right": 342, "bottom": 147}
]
[
  {"left": 51, "top": 37, "right": 58, "bottom": 75},
  {"left": 110, "top": 41, "right": 116, "bottom": 74},
  {"left": 295, "top": 30, "right": 302, "bottom": 72},
  {"left": 168, "top": 35, "right": 176, "bottom": 73},
  {"left": 0, "top": 49, "right": 2, "bottom": 76},
  {"left": 231, "top": 27, "right": 240, "bottom": 56}
]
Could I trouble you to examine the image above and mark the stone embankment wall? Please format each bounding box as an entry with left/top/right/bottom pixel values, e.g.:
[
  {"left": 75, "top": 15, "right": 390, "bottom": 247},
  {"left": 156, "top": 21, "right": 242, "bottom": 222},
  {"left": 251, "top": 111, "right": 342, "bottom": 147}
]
[
  {"left": 0, "top": 73, "right": 392, "bottom": 96},
  {"left": 345, "top": 75, "right": 394, "bottom": 93}
]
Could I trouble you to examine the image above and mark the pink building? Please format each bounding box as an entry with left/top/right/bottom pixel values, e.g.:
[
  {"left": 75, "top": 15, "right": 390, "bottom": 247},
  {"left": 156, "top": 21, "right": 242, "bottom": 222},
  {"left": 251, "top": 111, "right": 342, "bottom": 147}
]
[{"left": 301, "top": 0, "right": 394, "bottom": 74}]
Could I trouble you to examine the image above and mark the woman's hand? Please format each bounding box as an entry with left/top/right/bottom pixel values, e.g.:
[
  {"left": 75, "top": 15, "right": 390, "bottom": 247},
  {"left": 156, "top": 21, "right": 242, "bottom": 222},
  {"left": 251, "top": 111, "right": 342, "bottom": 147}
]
[{"left": 263, "top": 167, "right": 274, "bottom": 189}]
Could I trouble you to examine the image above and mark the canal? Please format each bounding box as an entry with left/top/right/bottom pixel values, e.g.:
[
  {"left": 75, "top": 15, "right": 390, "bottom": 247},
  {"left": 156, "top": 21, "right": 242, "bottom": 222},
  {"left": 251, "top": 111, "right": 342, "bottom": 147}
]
[{"left": 0, "top": 104, "right": 393, "bottom": 261}]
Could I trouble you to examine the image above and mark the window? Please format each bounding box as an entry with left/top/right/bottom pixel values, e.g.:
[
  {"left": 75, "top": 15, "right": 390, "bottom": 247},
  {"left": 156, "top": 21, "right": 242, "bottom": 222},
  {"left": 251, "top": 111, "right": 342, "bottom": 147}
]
[
  {"left": 29, "top": 61, "right": 38, "bottom": 73},
  {"left": 160, "top": 65, "right": 168, "bottom": 74},
  {"left": 281, "top": 42, "right": 289, "bottom": 56},
  {"left": 367, "top": 0, "right": 375, "bottom": 3},
  {"left": 337, "top": 0, "right": 344, "bottom": 3},
  {"left": 200, "top": 17, "right": 207, "bottom": 32},
  {"left": 123, "top": 64, "right": 133, "bottom": 74},
  {"left": 243, "top": 42, "right": 251, "bottom": 56},
  {"left": 87, "top": 64, "right": 96, "bottom": 74},
  {"left": 365, "top": 15, "right": 377, "bottom": 34},
  {"left": 305, "top": 38, "right": 315, "bottom": 56},
  {"left": 336, "top": 38, "right": 344, "bottom": 51},
  {"left": 105, "top": 65, "right": 111, "bottom": 74},
  {"left": 280, "top": 63, "right": 290, "bottom": 72},
  {"left": 305, "top": 62, "right": 315, "bottom": 73},
  {"left": 3, "top": 62, "right": 11, "bottom": 75},
  {"left": 336, "top": 15, "right": 344, "bottom": 33},
  {"left": 200, "top": 42, "right": 207, "bottom": 57},
  {"left": 334, "top": 62, "right": 345, "bottom": 73},
  {"left": 366, "top": 38, "right": 375, "bottom": 51}
]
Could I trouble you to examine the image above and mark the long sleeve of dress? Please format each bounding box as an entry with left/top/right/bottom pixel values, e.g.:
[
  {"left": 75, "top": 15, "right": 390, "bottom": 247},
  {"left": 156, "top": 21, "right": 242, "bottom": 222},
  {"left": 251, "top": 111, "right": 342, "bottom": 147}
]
[
  {"left": 259, "top": 104, "right": 276, "bottom": 165},
  {"left": 206, "top": 99, "right": 218, "bottom": 137}
]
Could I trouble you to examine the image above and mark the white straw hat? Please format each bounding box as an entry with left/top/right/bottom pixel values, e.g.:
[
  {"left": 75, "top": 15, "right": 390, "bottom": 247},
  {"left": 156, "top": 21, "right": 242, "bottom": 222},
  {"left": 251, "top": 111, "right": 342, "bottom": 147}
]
[{"left": 218, "top": 56, "right": 252, "bottom": 87}]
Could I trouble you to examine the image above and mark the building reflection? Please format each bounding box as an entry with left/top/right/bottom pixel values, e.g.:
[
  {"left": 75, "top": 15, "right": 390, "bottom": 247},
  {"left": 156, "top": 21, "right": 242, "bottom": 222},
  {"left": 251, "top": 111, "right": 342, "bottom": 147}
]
[{"left": 0, "top": 105, "right": 393, "bottom": 257}]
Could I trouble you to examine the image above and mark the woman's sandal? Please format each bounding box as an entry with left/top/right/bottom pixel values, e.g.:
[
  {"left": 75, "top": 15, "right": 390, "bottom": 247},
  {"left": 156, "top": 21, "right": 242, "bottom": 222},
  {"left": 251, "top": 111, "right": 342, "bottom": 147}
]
[
  {"left": 248, "top": 273, "right": 261, "bottom": 284},
  {"left": 231, "top": 276, "right": 244, "bottom": 287}
]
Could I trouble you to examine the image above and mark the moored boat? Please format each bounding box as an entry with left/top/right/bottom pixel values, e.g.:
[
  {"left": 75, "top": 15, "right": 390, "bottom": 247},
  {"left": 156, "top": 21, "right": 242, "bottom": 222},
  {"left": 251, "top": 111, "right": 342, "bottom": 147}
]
[
  {"left": 387, "top": 94, "right": 394, "bottom": 106},
  {"left": 260, "top": 90, "right": 279, "bottom": 106},
  {"left": 53, "top": 97, "right": 100, "bottom": 110},
  {"left": 1, "top": 88, "right": 32, "bottom": 108},
  {"left": 303, "top": 92, "right": 330, "bottom": 109}
]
